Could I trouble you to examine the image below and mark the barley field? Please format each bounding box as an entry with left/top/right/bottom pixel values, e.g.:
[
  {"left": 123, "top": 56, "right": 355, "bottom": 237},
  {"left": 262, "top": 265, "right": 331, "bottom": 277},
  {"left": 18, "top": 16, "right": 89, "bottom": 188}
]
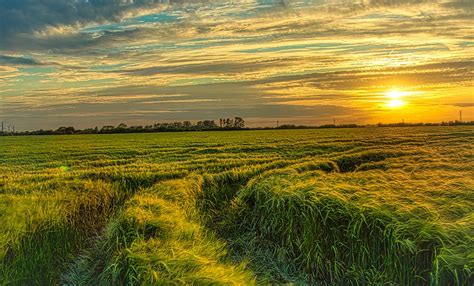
[{"left": 0, "top": 127, "right": 473, "bottom": 285}]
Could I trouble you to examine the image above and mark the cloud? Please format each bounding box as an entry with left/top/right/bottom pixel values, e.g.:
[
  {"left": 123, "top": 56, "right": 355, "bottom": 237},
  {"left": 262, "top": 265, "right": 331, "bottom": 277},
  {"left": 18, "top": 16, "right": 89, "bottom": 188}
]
[
  {"left": 0, "top": 55, "right": 43, "bottom": 66},
  {"left": 441, "top": 0, "right": 474, "bottom": 11},
  {"left": 119, "top": 58, "right": 303, "bottom": 76},
  {"left": 0, "top": 0, "right": 169, "bottom": 50},
  {"left": 0, "top": 0, "right": 166, "bottom": 35},
  {"left": 1, "top": 0, "right": 473, "bottom": 129},
  {"left": 2, "top": 0, "right": 472, "bottom": 53},
  {"left": 449, "top": 102, "right": 474, "bottom": 107}
]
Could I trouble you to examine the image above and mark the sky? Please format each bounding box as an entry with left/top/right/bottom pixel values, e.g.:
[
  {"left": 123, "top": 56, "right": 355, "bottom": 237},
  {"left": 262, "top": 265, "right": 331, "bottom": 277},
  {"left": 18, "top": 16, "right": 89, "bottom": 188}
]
[{"left": 0, "top": 0, "right": 473, "bottom": 130}]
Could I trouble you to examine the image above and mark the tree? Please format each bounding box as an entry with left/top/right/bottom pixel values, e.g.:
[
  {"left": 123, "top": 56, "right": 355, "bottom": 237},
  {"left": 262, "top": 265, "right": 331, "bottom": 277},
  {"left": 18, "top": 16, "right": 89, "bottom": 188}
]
[
  {"left": 224, "top": 118, "right": 233, "bottom": 128},
  {"left": 204, "top": 120, "right": 218, "bottom": 128},
  {"left": 234, "top": 117, "right": 245, "bottom": 128},
  {"left": 56, "top": 126, "right": 75, "bottom": 134},
  {"left": 100, "top": 125, "right": 115, "bottom": 133},
  {"left": 172, "top": 122, "right": 183, "bottom": 129},
  {"left": 197, "top": 120, "right": 217, "bottom": 129}
]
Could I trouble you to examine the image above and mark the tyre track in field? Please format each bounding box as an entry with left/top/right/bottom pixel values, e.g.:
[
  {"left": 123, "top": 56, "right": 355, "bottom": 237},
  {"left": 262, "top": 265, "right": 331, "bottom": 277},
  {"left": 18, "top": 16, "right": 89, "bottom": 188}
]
[
  {"left": 59, "top": 171, "right": 188, "bottom": 284},
  {"left": 61, "top": 159, "right": 298, "bottom": 284}
]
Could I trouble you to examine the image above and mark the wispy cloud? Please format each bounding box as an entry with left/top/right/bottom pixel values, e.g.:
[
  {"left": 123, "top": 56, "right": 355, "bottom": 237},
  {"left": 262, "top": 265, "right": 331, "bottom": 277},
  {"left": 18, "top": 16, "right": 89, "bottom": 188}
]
[{"left": 0, "top": 0, "right": 472, "bottom": 129}]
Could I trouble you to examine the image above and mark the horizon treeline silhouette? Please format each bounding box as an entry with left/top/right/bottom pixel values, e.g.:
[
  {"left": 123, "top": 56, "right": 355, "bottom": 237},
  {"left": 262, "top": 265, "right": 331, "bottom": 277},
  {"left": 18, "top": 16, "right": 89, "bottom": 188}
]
[
  {"left": 1, "top": 117, "right": 247, "bottom": 136},
  {"left": 1, "top": 117, "right": 473, "bottom": 136}
]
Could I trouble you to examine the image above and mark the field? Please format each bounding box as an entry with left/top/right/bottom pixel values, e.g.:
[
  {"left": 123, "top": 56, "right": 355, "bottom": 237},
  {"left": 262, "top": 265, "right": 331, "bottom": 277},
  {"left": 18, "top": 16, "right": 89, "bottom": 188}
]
[{"left": 0, "top": 127, "right": 473, "bottom": 285}]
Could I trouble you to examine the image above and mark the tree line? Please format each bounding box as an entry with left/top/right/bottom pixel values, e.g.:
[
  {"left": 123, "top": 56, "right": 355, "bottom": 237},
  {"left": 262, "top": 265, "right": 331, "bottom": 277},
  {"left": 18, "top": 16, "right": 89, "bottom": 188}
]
[
  {"left": 376, "top": 120, "right": 474, "bottom": 127},
  {"left": 0, "top": 117, "right": 247, "bottom": 136},
  {"left": 1, "top": 118, "right": 473, "bottom": 136}
]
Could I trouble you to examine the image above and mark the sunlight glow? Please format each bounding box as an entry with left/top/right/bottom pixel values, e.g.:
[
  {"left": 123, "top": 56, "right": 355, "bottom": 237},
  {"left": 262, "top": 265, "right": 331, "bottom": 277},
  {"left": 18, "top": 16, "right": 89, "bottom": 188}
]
[
  {"left": 387, "top": 99, "right": 405, "bottom": 108},
  {"left": 385, "top": 90, "right": 408, "bottom": 108}
]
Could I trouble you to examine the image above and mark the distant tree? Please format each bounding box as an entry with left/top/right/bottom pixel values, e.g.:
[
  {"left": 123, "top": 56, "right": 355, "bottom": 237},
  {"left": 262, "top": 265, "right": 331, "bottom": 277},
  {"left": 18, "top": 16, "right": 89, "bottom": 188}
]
[
  {"left": 81, "top": 128, "right": 96, "bottom": 134},
  {"left": 234, "top": 117, "right": 245, "bottom": 128},
  {"left": 205, "top": 120, "right": 218, "bottom": 128},
  {"left": 100, "top": 125, "right": 115, "bottom": 133},
  {"left": 56, "top": 126, "right": 75, "bottom": 134},
  {"left": 197, "top": 120, "right": 217, "bottom": 129},
  {"left": 278, "top": 124, "right": 297, "bottom": 129},
  {"left": 225, "top": 118, "right": 233, "bottom": 128}
]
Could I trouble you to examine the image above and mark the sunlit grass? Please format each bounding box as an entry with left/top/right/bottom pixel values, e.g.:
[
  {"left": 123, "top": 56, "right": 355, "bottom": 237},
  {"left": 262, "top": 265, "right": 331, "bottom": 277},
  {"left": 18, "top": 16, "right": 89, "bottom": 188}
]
[{"left": 0, "top": 127, "right": 473, "bottom": 284}]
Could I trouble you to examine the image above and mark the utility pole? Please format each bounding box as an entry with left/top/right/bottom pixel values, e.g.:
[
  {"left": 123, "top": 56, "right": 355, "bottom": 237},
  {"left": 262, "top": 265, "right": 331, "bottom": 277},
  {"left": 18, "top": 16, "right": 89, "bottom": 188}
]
[
  {"left": 459, "top": 110, "right": 462, "bottom": 122},
  {"left": 277, "top": 120, "right": 279, "bottom": 128},
  {"left": 1, "top": 121, "right": 3, "bottom": 132},
  {"left": 333, "top": 118, "right": 336, "bottom": 125}
]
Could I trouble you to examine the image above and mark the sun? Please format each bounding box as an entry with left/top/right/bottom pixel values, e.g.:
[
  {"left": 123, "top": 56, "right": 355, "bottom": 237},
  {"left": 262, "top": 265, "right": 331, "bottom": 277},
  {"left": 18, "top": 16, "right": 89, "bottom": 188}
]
[
  {"left": 387, "top": 99, "right": 405, "bottom": 108},
  {"left": 387, "top": 90, "right": 403, "bottom": 99},
  {"left": 385, "top": 90, "right": 407, "bottom": 108}
]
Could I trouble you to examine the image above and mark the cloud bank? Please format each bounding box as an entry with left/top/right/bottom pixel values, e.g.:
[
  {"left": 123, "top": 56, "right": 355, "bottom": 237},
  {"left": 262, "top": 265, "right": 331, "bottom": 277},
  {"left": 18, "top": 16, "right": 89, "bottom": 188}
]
[
  {"left": 0, "top": 0, "right": 169, "bottom": 36},
  {"left": 0, "top": 0, "right": 472, "bottom": 130}
]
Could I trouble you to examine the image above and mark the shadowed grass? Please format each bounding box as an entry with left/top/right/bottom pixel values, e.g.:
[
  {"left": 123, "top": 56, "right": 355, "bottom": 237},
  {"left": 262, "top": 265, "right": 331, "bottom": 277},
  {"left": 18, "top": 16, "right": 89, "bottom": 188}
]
[{"left": 0, "top": 180, "right": 119, "bottom": 284}]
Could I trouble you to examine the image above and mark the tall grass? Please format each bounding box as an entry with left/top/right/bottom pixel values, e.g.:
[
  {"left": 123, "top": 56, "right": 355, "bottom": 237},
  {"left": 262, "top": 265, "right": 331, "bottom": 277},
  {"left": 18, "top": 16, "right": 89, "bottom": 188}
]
[
  {"left": 63, "top": 179, "right": 256, "bottom": 285},
  {"left": 229, "top": 173, "right": 440, "bottom": 283},
  {"left": 0, "top": 127, "right": 472, "bottom": 284},
  {"left": 1, "top": 180, "right": 119, "bottom": 284}
]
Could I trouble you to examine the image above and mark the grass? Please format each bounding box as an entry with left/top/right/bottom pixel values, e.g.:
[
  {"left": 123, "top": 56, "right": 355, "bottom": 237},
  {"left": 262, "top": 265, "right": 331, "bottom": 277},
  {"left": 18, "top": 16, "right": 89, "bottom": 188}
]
[{"left": 0, "top": 127, "right": 473, "bottom": 285}]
